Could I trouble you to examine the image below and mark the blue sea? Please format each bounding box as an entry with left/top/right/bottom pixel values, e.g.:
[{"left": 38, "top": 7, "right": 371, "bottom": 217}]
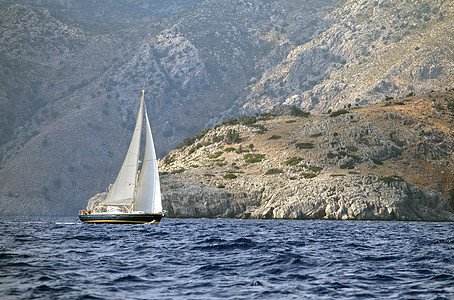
[{"left": 1, "top": 218, "right": 453, "bottom": 299}]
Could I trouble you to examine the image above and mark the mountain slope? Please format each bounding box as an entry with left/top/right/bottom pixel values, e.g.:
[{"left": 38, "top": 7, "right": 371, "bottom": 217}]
[
  {"left": 241, "top": 0, "right": 454, "bottom": 114},
  {"left": 0, "top": 0, "right": 452, "bottom": 216}
]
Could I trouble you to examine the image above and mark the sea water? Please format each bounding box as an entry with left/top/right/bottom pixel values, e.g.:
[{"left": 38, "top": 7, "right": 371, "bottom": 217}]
[{"left": 1, "top": 217, "right": 453, "bottom": 299}]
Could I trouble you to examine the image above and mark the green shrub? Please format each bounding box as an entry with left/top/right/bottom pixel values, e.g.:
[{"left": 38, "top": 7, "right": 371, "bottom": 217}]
[
  {"left": 340, "top": 163, "right": 355, "bottom": 169},
  {"left": 350, "top": 154, "right": 361, "bottom": 161},
  {"left": 330, "top": 174, "right": 346, "bottom": 177},
  {"left": 329, "top": 109, "right": 349, "bottom": 117},
  {"left": 224, "top": 147, "right": 235, "bottom": 152},
  {"left": 217, "top": 184, "right": 225, "bottom": 188},
  {"left": 327, "top": 152, "right": 336, "bottom": 159},
  {"left": 380, "top": 175, "right": 403, "bottom": 184},
  {"left": 212, "top": 134, "right": 224, "bottom": 143},
  {"left": 310, "top": 133, "right": 323, "bottom": 138},
  {"left": 371, "top": 158, "right": 383, "bottom": 165},
  {"left": 244, "top": 153, "right": 265, "bottom": 163},
  {"left": 265, "top": 168, "right": 283, "bottom": 175},
  {"left": 189, "top": 143, "right": 204, "bottom": 154},
  {"left": 250, "top": 124, "right": 267, "bottom": 134},
  {"left": 284, "top": 157, "right": 303, "bottom": 166},
  {"left": 259, "top": 112, "right": 276, "bottom": 120},
  {"left": 208, "top": 151, "right": 223, "bottom": 159},
  {"left": 296, "top": 142, "right": 314, "bottom": 149},
  {"left": 268, "top": 135, "right": 282, "bottom": 140},
  {"left": 223, "top": 173, "right": 237, "bottom": 179},
  {"left": 290, "top": 106, "right": 310, "bottom": 117},
  {"left": 176, "top": 128, "right": 211, "bottom": 149},
  {"left": 301, "top": 172, "right": 317, "bottom": 179},
  {"left": 308, "top": 166, "right": 323, "bottom": 172},
  {"left": 225, "top": 129, "right": 242, "bottom": 144},
  {"left": 238, "top": 115, "right": 257, "bottom": 125},
  {"left": 222, "top": 117, "right": 239, "bottom": 125},
  {"left": 348, "top": 171, "right": 360, "bottom": 174}
]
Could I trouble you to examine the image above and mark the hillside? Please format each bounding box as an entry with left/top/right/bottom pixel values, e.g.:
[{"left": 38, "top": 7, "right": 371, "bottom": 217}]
[
  {"left": 241, "top": 0, "right": 454, "bottom": 114},
  {"left": 0, "top": 0, "right": 452, "bottom": 216},
  {"left": 158, "top": 91, "right": 454, "bottom": 220}
]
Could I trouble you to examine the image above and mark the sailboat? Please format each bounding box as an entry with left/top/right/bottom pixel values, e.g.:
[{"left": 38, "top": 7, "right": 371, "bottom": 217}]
[{"left": 79, "top": 90, "right": 163, "bottom": 224}]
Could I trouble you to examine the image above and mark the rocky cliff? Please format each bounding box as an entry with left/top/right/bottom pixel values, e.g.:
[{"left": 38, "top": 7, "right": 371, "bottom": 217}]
[
  {"left": 159, "top": 91, "right": 454, "bottom": 221},
  {"left": 0, "top": 0, "right": 452, "bottom": 216}
]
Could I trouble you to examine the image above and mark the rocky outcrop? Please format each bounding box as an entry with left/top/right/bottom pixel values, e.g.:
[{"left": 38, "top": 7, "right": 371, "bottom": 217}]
[{"left": 160, "top": 92, "right": 454, "bottom": 221}]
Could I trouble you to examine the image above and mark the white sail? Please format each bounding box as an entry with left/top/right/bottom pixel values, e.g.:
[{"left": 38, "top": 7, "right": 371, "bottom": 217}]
[
  {"left": 104, "top": 95, "right": 144, "bottom": 206},
  {"left": 135, "top": 106, "right": 162, "bottom": 213}
]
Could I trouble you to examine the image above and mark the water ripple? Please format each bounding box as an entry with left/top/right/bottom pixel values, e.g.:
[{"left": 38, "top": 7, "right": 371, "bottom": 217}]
[{"left": 1, "top": 217, "right": 453, "bottom": 299}]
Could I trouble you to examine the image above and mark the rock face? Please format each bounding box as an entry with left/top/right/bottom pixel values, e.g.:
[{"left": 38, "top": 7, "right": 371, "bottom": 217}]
[
  {"left": 0, "top": 0, "right": 453, "bottom": 216},
  {"left": 159, "top": 92, "right": 454, "bottom": 221},
  {"left": 162, "top": 175, "right": 454, "bottom": 221}
]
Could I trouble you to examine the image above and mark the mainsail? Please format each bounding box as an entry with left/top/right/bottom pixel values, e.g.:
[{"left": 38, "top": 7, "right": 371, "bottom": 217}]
[{"left": 103, "top": 91, "right": 162, "bottom": 212}]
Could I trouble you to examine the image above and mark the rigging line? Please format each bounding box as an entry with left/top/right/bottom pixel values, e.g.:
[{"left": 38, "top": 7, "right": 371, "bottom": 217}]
[{"left": 104, "top": 96, "right": 142, "bottom": 190}]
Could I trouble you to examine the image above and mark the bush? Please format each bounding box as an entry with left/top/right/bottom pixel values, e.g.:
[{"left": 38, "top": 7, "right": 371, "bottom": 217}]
[
  {"left": 310, "top": 133, "right": 323, "bottom": 138},
  {"left": 340, "top": 163, "right": 355, "bottom": 169},
  {"left": 329, "top": 109, "right": 349, "bottom": 117},
  {"left": 225, "top": 129, "right": 241, "bottom": 144},
  {"left": 265, "top": 168, "right": 283, "bottom": 175},
  {"left": 371, "top": 158, "right": 383, "bottom": 165},
  {"left": 284, "top": 157, "right": 303, "bottom": 166},
  {"left": 223, "top": 173, "right": 237, "bottom": 179},
  {"left": 301, "top": 172, "right": 317, "bottom": 179},
  {"left": 327, "top": 152, "right": 336, "bottom": 159},
  {"left": 238, "top": 115, "right": 257, "bottom": 125},
  {"left": 164, "top": 155, "right": 175, "bottom": 165},
  {"left": 308, "top": 166, "right": 323, "bottom": 172},
  {"left": 176, "top": 128, "right": 211, "bottom": 149},
  {"left": 222, "top": 117, "right": 239, "bottom": 125},
  {"left": 268, "top": 135, "right": 282, "bottom": 140},
  {"left": 380, "top": 175, "right": 403, "bottom": 184},
  {"left": 244, "top": 153, "right": 265, "bottom": 163},
  {"left": 290, "top": 106, "right": 310, "bottom": 117},
  {"left": 224, "top": 147, "right": 235, "bottom": 152},
  {"left": 296, "top": 142, "right": 314, "bottom": 149},
  {"left": 250, "top": 124, "right": 267, "bottom": 134},
  {"left": 208, "top": 151, "right": 223, "bottom": 159},
  {"left": 171, "top": 168, "right": 185, "bottom": 174},
  {"left": 212, "top": 135, "right": 224, "bottom": 143},
  {"left": 259, "top": 112, "right": 276, "bottom": 120}
]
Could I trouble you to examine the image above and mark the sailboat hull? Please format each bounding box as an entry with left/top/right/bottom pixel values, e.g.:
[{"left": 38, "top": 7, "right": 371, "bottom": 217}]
[{"left": 79, "top": 213, "right": 162, "bottom": 224}]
